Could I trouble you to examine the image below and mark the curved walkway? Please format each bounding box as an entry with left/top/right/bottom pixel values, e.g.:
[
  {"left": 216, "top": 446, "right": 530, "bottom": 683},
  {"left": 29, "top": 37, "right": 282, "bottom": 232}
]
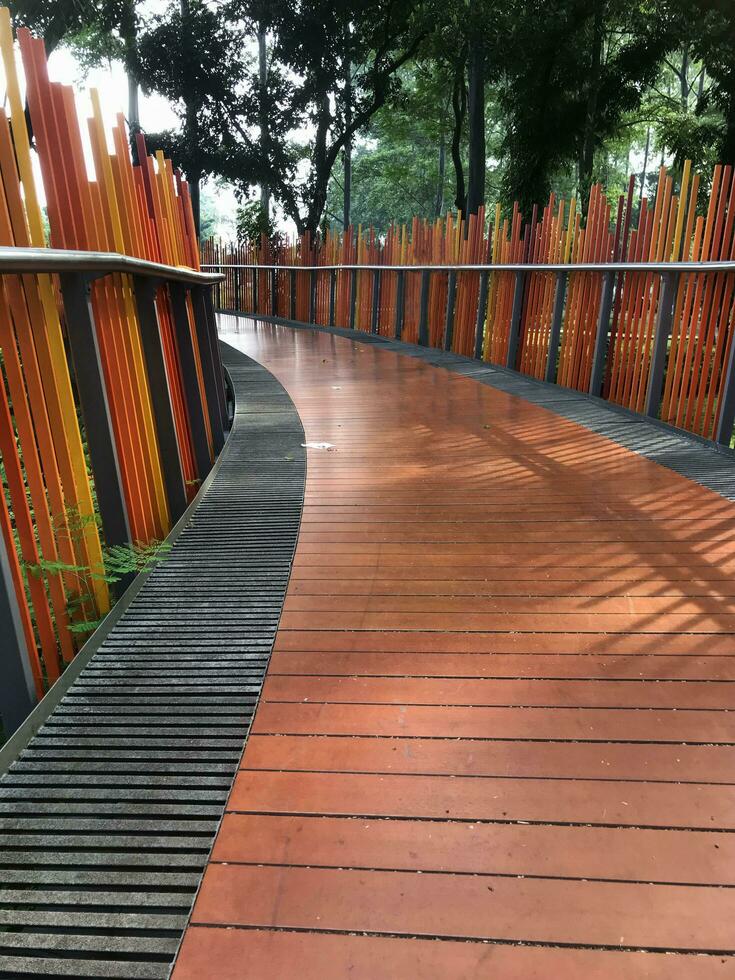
[{"left": 174, "top": 318, "right": 735, "bottom": 978}]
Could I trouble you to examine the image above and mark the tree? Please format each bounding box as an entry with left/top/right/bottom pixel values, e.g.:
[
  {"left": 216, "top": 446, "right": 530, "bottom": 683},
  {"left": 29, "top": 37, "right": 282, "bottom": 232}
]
[
  {"left": 253, "top": 0, "right": 431, "bottom": 235},
  {"left": 497, "top": 0, "right": 676, "bottom": 214},
  {"left": 686, "top": 0, "right": 735, "bottom": 164},
  {"left": 137, "top": 0, "right": 248, "bottom": 231},
  {"left": 324, "top": 65, "right": 457, "bottom": 231}
]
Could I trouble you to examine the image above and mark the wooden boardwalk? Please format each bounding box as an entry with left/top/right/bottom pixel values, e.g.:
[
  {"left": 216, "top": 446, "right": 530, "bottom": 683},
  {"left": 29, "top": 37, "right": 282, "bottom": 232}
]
[{"left": 174, "top": 320, "right": 735, "bottom": 979}]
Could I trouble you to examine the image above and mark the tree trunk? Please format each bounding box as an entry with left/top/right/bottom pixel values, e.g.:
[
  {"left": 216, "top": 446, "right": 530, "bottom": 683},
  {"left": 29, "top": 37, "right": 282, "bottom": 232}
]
[
  {"left": 639, "top": 125, "right": 650, "bottom": 204},
  {"left": 303, "top": 94, "right": 331, "bottom": 237},
  {"left": 343, "top": 56, "right": 352, "bottom": 229},
  {"left": 181, "top": 0, "right": 201, "bottom": 234},
  {"left": 451, "top": 53, "right": 467, "bottom": 214},
  {"left": 433, "top": 131, "right": 446, "bottom": 220},
  {"left": 680, "top": 46, "right": 689, "bottom": 111},
  {"left": 127, "top": 71, "right": 139, "bottom": 131},
  {"left": 258, "top": 22, "right": 270, "bottom": 229},
  {"left": 465, "top": 36, "right": 485, "bottom": 217},
  {"left": 121, "top": 0, "right": 140, "bottom": 132},
  {"left": 579, "top": 0, "right": 604, "bottom": 214},
  {"left": 722, "top": 92, "right": 735, "bottom": 166}
]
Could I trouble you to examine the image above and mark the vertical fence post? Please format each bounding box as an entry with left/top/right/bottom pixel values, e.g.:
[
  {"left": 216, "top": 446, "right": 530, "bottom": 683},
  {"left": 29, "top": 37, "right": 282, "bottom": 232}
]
[
  {"left": 474, "top": 269, "right": 490, "bottom": 360},
  {"left": 201, "top": 287, "right": 229, "bottom": 427},
  {"left": 644, "top": 271, "right": 677, "bottom": 418},
  {"left": 251, "top": 267, "right": 258, "bottom": 315},
  {"left": 444, "top": 270, "right": 457, "bottom": 352},
  {"left": 394, "top": 269, "right": 405, "bottom": 340},
  {"left": 349, "top": 266, "right": 358, "bottom": 329},
  {"left": 59, "top": 273, "right": 131, "bottom": 547},
  {"left": 371, "top": 269, "right": 381, "bottom": 335},
  {"left": 133, "top": 276, "right": 188, "bottom": 520},
  {"left": 270, "top": 267, "right": 278, "bottom": 316},
  {"left": 309, "top": 269, "right": 317, "bottom": 323},
  {"left": 589, "top": 270, "right": 615, "bottom": 396},
  {"left": 233, "top": 266, "right": 240, "bottom": 312},
  {"left": 290, "top": 269, "right": 297, "bottom": 320},
  {"left": 0, "top": 531, "right": 36, "bottom": 737},
  {"left": 545, "top": 270, "right": 567, "bottom": 383},
  {"left": 190, "top": 285, "right": 226, "bottom": 453},
  {"left": 329, "top": 269, "right": 336, "bottom": 327},
  {"left": 215, "top": 275, "right": 222, "bottom": 311},
  {"left": 505, "top": 270, "right": 526, "bottom": 370},
  {"left": 169, "top": 282, "right": 212, "bottom": 478},
  {"left": 716, "top": 323, "right": 735, "bottom": 445},
  {"left": 418, "top": 269, "right": 431, "bottom": 346}
]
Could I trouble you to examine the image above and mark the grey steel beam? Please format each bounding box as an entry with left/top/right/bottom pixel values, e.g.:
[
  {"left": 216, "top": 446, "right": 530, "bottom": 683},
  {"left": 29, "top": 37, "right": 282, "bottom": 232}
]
[
  {"left": 418, "top": 270, "right": 431, "bottom": 346},
  {"left": 190, "top": 286, "right": 226, "bottom": 453},
  {"left": 169, "top": 283, "right": 212, "bottom": 479},
  {"left": 0, "top": 531, "right": 36, "bottom": 737},
  {"left": 443, "top": 270, "right": 457, "bottom": 352},
  {"left": 506, "top": 271, "right": 526, "bottom": 369},
  {"left": 59, "top": 272, "right": 131, "bottom": 548},
  {"left": 394, "top": 270, "right": 405, "bottom": 340},
  {"left": 545, "top": 271, "right": 567, "bottom": 383},
  {"left": 474, "top": 270, "right": 490, "bottom": 360},
  {"left": 645, "top": 271, "right": 677, "bottom": 418},
  {"left": 371, "top": 269, "right": 381, "bottom": 334},
  {"left": 133, "top": 276, "right": 188, "bottom": 520},
  {"left": 589, "top": 270, "right": 615, "bottom": 396}
]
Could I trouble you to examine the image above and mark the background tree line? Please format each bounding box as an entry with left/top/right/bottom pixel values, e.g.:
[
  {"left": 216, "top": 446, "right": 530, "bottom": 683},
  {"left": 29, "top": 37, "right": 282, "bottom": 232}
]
[{"left": 10, "top": 0, "right": 735, "bottom": 237}]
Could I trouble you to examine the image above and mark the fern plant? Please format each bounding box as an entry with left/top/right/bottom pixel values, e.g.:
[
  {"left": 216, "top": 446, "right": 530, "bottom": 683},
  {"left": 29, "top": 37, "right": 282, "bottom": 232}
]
[{"left": 24, "top": 510, "right": 171, "bottom": 638}]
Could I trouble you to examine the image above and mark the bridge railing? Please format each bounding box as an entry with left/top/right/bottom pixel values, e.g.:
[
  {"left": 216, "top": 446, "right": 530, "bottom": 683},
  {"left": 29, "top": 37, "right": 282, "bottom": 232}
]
[
  {"left": 0, "top": 249, "right": 225, "bottom": 736},
  {"left": 205, "top": 258, "right": 735, "bottom": 449},
  {"left": 0, "top": 7, "right": 229, "bottom": 737}
]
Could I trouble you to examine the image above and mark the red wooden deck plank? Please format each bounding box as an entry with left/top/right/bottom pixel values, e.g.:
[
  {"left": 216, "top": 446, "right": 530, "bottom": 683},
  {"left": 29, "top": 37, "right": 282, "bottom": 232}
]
[
  {"left": 174, "top": 929, "right": 735, "bottom": 980},
  {"left": 172, "top": 323, "right": 735, "bottom": 977},
  {"left": 212, "top": 813, "right": 734, "bottom": 885},
  {"left": 242, "top": 733, "right": 735, "bottom": 781}
]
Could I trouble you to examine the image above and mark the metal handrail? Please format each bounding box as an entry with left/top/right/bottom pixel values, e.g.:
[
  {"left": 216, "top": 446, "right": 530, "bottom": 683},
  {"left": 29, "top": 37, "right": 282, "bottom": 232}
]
[
  {"left": 202, "top": 260, "right": 735, "bottom": 274},
  {"left": 0, "top": 246, "right": 224, "bottom": 284}
]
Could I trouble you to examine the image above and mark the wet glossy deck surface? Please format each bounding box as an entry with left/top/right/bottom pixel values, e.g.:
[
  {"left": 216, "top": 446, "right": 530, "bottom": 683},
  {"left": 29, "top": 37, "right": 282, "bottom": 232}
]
[{"left": 173, "top": 318, "right": 735, "bottom": 978}]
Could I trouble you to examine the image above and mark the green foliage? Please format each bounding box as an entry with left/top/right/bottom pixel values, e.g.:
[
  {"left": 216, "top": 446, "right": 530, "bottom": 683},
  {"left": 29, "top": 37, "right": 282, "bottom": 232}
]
[{"left": 24, "top": 507, "right": 171, "bottom": 638}]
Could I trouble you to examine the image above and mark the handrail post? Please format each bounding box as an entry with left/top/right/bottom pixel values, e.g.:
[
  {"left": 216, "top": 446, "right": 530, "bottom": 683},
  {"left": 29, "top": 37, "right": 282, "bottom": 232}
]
[
  {"left": 329, "top": 269, "right": 337, "bottom": 327},
  {"left": 270, "top": 267, "right": 278, "bottom": 316},
  {"left": 133, "top": 276, "right": 188, "bottom": 520},
  {"left": 506, "top": 270, "right": 526, "bottom": 369},
  {"left": 0, "top": 530, "right": 37, "bottom": 736},
  {"left": 418, "top": 269, "right": 431, "bottom": 346},
  {"left": 589, "top": 270, "right": 615, "bottom": 396},
  {"left": 644, "top": 270, "right": 677, "bottom": 418},
  {"left": 310, "top": 269, "right": 317, "bottom": 323},
  {"left": 290, "top": 269, "right": 297, "bottom": 320},
  {"left": 716, "top": 309, "right": 735, "bottom": 445},
  {"left": 394, "top": 269, "right": 405, "bottom": 340},
  {"left": 201, "top": 288, "right": 228, "bottom": 426},
  {"left": 59, "top": 272, "right": 131, "bottom": 547},
  {"left": 443, "top": 269, "right": 457, "bottom": 351},
  {"left": 370, "top": 269, "right": 381, "bottom": 334},
  {"left": 191, "top": 285, "right": 226, "bottom": 453},
  {"left": 234, "top": 266, "right": 240, "bottom": 311},
  {"left": 349, "top": 266, "right": 358, "bottom": 329},
  {"left": 252, "top": 267, "right": 258, "bottom": 315},
  {"left": 545, "top": 270, "right": 567, "bottom": 383},
  {"left": 474, "top": 269, "right": 490, "bottom": 360},
  {"left": 169, "top": 282, "right": 212, "bottom": 478}
]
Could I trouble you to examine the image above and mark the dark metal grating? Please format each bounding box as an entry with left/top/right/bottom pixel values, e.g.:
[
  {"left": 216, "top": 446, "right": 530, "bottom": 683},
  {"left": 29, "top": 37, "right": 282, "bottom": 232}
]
[{"left": 0, "top": 342, "right": 306, "bottom": 979}]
